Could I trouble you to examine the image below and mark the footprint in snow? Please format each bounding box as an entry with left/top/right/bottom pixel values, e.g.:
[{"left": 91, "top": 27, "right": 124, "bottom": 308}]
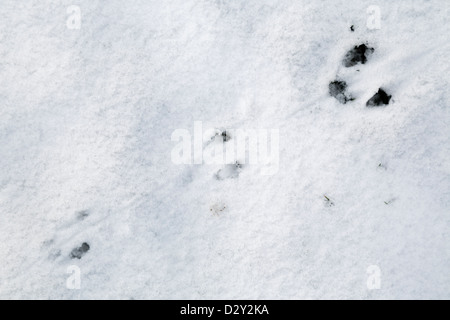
[{"left": 329, "top": 35, "right": 392, "bottom": 107}]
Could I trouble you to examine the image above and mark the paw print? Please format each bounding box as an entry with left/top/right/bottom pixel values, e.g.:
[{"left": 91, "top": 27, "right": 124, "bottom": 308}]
[{"left": 330, "top": 36, "right": 392, "bottom": 107}]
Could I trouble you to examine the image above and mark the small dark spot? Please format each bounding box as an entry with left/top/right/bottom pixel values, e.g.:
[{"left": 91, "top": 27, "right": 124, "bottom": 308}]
[
  {"left": 343, "top": 44, "right": 374, "bottom": 67},
  {"left": 76, "top": 210, "right": 89, "bottom": 220},
  {"left": 329, "top": 80, "right": 352, "bottom": 104},
  {"left": 70, "top": 242, "right": 90, "bottom": 259},
  {"left": 366, "top": 88, "right": 392, "bottom": 107},
  {"left": 324, "top": 195, "right": 335, "bottom": 207},
  {"left": 221, "top": 131, "right": 231, "bottom": 142},
  {"left": 384, "top": 198, "right": 396, "bottom": 205},
  {"left": 350, "top": 25, "right": 355, "bottom": 32},
  {"left": 377, "top": 162, "right": 387, "bottom": 170}
]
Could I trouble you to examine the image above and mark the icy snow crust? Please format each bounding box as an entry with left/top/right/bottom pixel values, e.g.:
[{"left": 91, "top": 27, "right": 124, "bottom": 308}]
[{"left": 0, "top": 0, "right": 449, "bottom": 299}]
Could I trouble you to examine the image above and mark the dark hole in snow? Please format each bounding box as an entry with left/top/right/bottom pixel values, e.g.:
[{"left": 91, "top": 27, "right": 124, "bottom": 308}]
[
  {"left": 329, "top": 80, "right": 352, "bottom": 104},
  {"left": 343, "top": 44, "right": 374, "bottom": 67},
  {"left": 366, "top": 88, "right": 392, "bottom": 107},
  {"left": 350, "top": 25, "right": 355, "bottom": 32},
  {"left": 70, "top": 242, "right": 90, "bottom": 259},
  {"left": 221, "top": 131, "right": 231, "bottom": 142}
]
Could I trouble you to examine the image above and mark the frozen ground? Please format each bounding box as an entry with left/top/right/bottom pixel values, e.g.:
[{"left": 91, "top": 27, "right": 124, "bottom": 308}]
[{"left": 0, "top": 0, "right": 449, "bottom": 299}]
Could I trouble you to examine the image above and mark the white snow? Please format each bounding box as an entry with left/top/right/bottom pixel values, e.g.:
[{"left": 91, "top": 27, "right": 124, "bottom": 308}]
[{"left": 0, "top": 0, "right": 449, "bottom": 299}]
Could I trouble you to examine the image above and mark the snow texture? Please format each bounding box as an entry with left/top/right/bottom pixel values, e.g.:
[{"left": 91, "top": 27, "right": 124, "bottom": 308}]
[{"left": 0, "top": 0, "right": 449, "bottom": 299}]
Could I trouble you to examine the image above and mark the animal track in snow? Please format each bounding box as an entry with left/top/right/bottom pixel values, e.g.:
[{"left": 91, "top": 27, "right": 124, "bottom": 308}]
[
  {"left": 42, "top": 210, "right": 94, "bottom": 261},
  {"left": 215, "top": 162, "right": 242, "bottom": 180},
  {"left": 210, "top": 202, "right": 227, "bottom": 216},
  {"left": 330, "top": 39, "right": 392, "bottom": 107},
  {"left": 70, "top": 242, "right": 90, "bottom": 259},
  {"left": 343, "top": 44, "right": 374, "bottom": 67},
  {"left": 366, "top": 88, "right": 392, "bottom": 107},
  {"left": 329, "top": 80, "right": 353, "bottom": 104}
]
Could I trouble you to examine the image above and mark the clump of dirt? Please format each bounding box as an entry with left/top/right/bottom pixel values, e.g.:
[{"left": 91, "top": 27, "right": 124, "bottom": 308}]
[
  {"left": 366, "top": 88, "right": 392, "bottom": 107},
  {"left": 343, "top": 44, "right": 374, "bottom": 67}
]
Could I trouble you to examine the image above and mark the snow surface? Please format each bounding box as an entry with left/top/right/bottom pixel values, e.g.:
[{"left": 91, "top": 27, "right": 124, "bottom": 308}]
[{"left": 0, "top": 0, "right": 449, "bottom": 299}]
